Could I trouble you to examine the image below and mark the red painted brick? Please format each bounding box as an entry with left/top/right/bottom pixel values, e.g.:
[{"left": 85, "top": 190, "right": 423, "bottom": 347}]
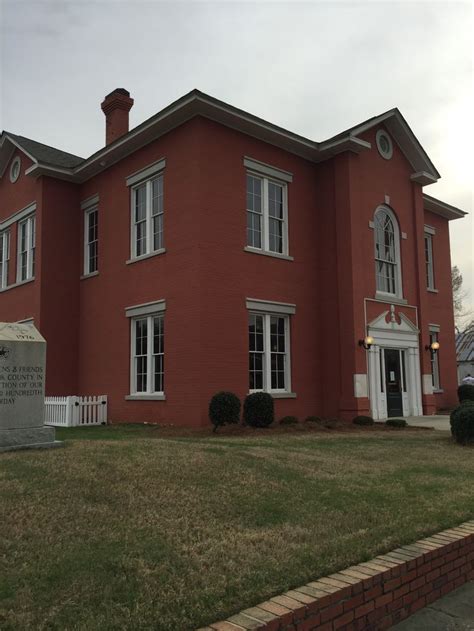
[
  {"left": 320, "top": 602, "right": 343, "bottom": 623},
  {"left": 354, "top": 601, "right": 374, "bottom": 619},
  {"left": 332, "top": 610, "right": 355, "bottom": 629}
]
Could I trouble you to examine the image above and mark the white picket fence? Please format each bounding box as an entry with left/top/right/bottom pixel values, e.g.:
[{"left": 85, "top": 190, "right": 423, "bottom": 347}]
[{"left": 44, "top": 395, "right": 108, "bottom": 427}]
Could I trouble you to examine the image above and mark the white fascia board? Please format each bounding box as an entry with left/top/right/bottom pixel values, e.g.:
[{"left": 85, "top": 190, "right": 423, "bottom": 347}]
[
  {"left": 25, "top": 163, "right": 78, "bottom": 181},
  {"left": 423, "top": 193, "right": 467, "bottom": 221},
  {"left": 246, "top": 298, "right": 296, "bottom": 315},
  {"left": 125, "top": 299, "right": 166, "bottom": 318},
  {"left": 318, "top": 136, "right": 371, "bottom": 156},
  {"left": 0, "top": 202, "right": 36, "bottom": 231},
  {"left": 410, "top": 171, "right": 438, "bottom": 185},
  {"left": 2, "top": 134, "right": 38, "bottom": 164}
]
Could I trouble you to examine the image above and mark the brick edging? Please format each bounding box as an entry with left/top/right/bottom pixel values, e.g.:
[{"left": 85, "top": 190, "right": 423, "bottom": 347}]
[{"left": 198, "top": 521, "right": 474, "bottom": 631}]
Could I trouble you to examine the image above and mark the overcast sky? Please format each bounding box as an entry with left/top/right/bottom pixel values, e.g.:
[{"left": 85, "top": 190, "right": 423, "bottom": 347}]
[{"left": 1, "top": 0, "right": 472, "bottom": 313}]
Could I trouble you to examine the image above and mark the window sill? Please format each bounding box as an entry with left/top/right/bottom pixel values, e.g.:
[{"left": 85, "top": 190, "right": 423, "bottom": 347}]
[
  {"left": 126, "top": 248, "right": 166, "bottom": 265},
  {"left": 80, "top": 271, "right": 99, "bottom": 280},
  {"left": 433, "top": 389, "right": 444, "bottom": 394},
  {"left": 374, "top": 292, "right": 407, "bottom": 305},
  {"left": 0, "top": 277, "right": 35, "bottom": 293},
  {"left": 427, "top": 288, "right": 439, "bottom": 294},
  {"left": 271, "top": 392, "right": 297, "bottom": 399},
  {"left": 125, "top": 394, "right": 166, "bottom": 401},
  {"left": 244, "top": 246, "right": 294, "bottom": 261}
]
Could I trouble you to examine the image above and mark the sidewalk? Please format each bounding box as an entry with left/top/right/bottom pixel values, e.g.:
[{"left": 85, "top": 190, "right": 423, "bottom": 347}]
[
  {"left": 392, "top": 581, "right": 474, "bottom": 630},
  {"left": 404, "top": 415, "right": 450, "bottom": 431}
]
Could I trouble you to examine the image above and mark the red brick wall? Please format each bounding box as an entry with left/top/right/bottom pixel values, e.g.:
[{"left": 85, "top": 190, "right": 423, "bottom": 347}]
[
  {"left": 204, "top": 521, "right": 474, "bottom": 631},
  {"left": 0, "top": 150, "right": 41, "bottom": 323},
  {"left": 0, "top": 120, "right": 461, "bottom": 425},
  {"left": 39, "top": 177, "right": 80, "bottom": 394}
]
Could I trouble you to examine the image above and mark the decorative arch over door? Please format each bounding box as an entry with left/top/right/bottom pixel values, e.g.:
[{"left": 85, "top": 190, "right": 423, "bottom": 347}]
[{"left": 367, "top": 307, "right": 422, "bottom": 419}]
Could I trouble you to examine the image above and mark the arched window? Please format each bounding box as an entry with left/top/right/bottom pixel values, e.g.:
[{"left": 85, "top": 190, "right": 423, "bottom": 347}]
[{"left": 374, "top": 206, "right": 402, "bottom": 296}]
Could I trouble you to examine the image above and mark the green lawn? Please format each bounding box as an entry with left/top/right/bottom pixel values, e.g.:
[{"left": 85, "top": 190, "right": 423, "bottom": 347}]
[{"left": 0, "top": 426, "right": 473, "bottom": 630}]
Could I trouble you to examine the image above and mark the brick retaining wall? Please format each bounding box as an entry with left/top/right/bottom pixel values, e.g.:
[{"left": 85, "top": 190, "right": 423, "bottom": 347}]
[{"left": 199, "top": 521, "right": 474, "bottom": 631}]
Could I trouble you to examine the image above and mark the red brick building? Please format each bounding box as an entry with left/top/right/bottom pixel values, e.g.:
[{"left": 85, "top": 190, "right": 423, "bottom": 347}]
[{"left": 0, "top": 89, "right": 466, "bottom": 426}]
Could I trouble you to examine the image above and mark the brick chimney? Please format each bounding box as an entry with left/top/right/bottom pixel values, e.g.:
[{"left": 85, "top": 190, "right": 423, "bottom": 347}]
[{"left": 101, "top": 88, "right": 134, "bottom": 145}]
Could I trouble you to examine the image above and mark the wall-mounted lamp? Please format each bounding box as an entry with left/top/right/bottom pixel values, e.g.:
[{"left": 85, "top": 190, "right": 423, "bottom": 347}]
[
  {"left": 359, "top": 336, "right": 374, "bottom": 350},
  {"left": 425, "top": 341, "right": 440, "bottom": 353}
]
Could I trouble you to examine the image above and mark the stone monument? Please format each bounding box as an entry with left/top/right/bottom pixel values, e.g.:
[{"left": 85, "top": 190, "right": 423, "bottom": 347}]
[{"left": 0, "top": 322, "right": 60, "bottom": 452}]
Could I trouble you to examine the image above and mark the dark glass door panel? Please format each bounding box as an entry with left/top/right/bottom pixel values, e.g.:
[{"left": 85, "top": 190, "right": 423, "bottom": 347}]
[{"left": 384, "top": 349, "right": 403, "bottom": 417}]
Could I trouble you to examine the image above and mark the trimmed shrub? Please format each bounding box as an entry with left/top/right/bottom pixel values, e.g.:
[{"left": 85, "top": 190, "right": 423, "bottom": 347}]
[
  {"left": 209, "top": 391, "right": 240, "bottom": 432},
  {"left": 323, "top": 418, "right": 341, "bottom": 429},
  {"left": 457, "top": 384, "right": 474, "bottom": 403},
  {"left": 279, "top": 416, "right": 298, "bottom": 425},
  {"left": 243, "top": 392, "right": 274, "bottom": 428},
  {"left": 305, "top": 416, "right": 322, "bottom": 424},
  {"left": 386, "top": 418, "right": 407, "bottom": 428},
  {"left": 450, "top": 400, "right": 474, "bottom": 444},
  {"left": 353, "top": 415, "right": 374, "bottom": 426}
]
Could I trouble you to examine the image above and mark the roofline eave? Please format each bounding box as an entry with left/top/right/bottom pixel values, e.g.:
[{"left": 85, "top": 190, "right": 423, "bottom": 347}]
[{"left": 423, "top": 193, "right": 467, "bottom": 220}]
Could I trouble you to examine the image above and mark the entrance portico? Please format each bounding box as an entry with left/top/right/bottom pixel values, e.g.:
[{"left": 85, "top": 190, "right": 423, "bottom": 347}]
[{"left": 367, "top": 308, "right": 423, "bottom": 420}]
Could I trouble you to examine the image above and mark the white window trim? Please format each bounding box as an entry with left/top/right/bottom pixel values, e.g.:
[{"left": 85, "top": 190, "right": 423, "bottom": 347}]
[
  {"left": 373, "top": 205, "right": 403, "bottom": 300},
  {"left": 247, "top": 301, "right": 294, "bottom": 395},
  {"left": 243, "top": 157, "right": 293, "bottom": 183},
  {"left": 245, "top": 158, "right": 290, "bottom": 257},
  {"left": 0, "top": 202, "right": 36, "bottom": 232},
  {"left": 10, "top": 156, "right": 21, "bottom": 183},
  {"left": 246, "top": 298, "right": 296, "bottom": 315},
  {"left": 128, "top": 310, "right": 165, "bottom": 397},
  {"left": 0, "top": 230, "right": 10, "bottom": 289},
  {"left": 84, "top": 205, "right": 99, "bottom": 276},
  {"left": 125, "top": 299, "right": 166, "bottom": 318},
  {"left": 16, "top": 214, "right": 35, "bottom": 283},
  {"left": 80, "top": 194, "right": 99, "bottom": 211},
  {"left": 376, "top": 129, "right": 393, "bottom": 160},
  {"left": 126, "top": 158, "right": 166, "bottom": 187},
  {"left": 424, "top": 231, "right": 435, "bottom": 291},
  {"left": 129, "top": 171, "right": 165, "bottom": 260}
]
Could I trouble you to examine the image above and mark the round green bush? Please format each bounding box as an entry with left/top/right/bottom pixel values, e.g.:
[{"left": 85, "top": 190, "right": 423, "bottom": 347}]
[
  {"left": 450, "top": 400, "right": 474, "bottom": 444},
  {"left": 243, "top": 392, "right": 274, "bottom": 428},
  {"left": 457, "top": 384, "right": 474, "bottom": 403},
  {"left": 385, "top": 418, "right": 407, "bottom": 428},
  {"left": 279, "top": 415, "right": 298, "bottom": 425},
  {"left": 353, "top": 415, "right": 374, "bottom": 426},
  {"left": 209, "top": 391, "right": 240, "bottom": 432},
  {"left": 305, "top": 415, "right": 322, "bottom": 424}
]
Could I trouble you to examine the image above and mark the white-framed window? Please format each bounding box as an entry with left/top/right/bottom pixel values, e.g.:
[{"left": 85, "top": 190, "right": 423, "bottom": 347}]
[
  {"left": 424, "top": 232, "right": 435, "bottom": 290},
  {"left": 429, "top": 331, "right": 440, "bottom": 390},
  {"left": 374, "top": 206, "right": 402, "bottom": 297},
  {"left": 0, "top": 230, "right": 10, "bottom": 289},
  {"left": 246, "top": 173, "right": 288, "bottom": 255},
  {"left": 248, "top": 312, "right": 291, "bottom": 393},
  {"left": 17, "top": 215, "right": 35, "bottom": 282},
  {"left": 131, "top": 174, "right": 164, "bottom": 259},
  {"left": 131, "top": 313, "right": 165, "bottom": 395},
  {"left": 84, "top": 206, "right": 98, "bottom": 275}
]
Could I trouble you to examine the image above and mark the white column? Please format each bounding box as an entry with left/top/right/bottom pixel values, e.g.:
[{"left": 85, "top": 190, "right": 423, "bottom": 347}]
[{"left": 368, "top": 345, "right": 380, "bottom": 419}]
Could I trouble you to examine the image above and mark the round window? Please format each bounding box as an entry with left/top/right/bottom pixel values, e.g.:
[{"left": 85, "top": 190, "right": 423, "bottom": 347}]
[
  {"left": 10, "top": 156, "right": 21, "bottom": 183},
  {"left": 376, "top": 129, "right": 393, "bottom": 160}
]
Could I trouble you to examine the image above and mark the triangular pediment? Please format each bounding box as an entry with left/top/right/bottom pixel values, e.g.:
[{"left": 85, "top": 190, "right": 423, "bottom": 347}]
[
  {"left": 324, "top": 108, "right": 440, "bottom": 184},
  {"left": 368, "top": 308, "right": 419, "bottom": 334}
]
